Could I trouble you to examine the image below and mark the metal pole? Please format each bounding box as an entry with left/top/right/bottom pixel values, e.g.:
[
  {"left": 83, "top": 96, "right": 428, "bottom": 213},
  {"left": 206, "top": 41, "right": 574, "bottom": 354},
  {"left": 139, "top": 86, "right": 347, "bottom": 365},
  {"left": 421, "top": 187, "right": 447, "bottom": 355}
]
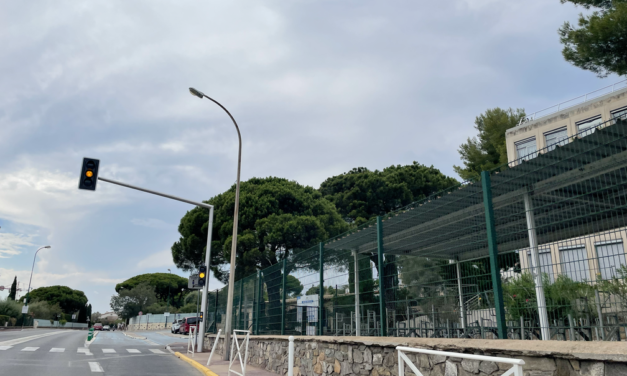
[
  {"left": 281, "top": 259, "right": 287, "bottom": 335},
  {"left": 456, "top": 260, "right": 466, "bottom": 330},
  {"left": 376, "top": 216, "right": 387, "bottom": 336},
  {"left": 21, "top": 245, "right": 50, "bottom": 331},
  {"left": 594, "top": 290, "right": 605, "bottom": 340},
  {"left": 190, "top": 90, "right": 242, "bottom": 360},
  {"left": 214, "top": 290, "right": 219, "bottom": 334},
  {"left": 238, "top": 279, "right": 244, "bottom": 330},
  {"left": 254, "top": 270, "right": 261, "bottom": 335},
  {"left": 319, "top": 243, "right": 324, "bottom": 336},
  {"left": 288, "top": 336, "right": 295, "bottom": 376},
  {"left": 198, "top": 206, "right": 215, "bottom": 351},
  {"left": 481, "top": 171, "right": 507, "bottom": 339},
  {"left": 353, "top": 250, "right": 361, "bottom": 336},
  {"left": 522, "top": 192, "right": 550, "bottom": 341}
]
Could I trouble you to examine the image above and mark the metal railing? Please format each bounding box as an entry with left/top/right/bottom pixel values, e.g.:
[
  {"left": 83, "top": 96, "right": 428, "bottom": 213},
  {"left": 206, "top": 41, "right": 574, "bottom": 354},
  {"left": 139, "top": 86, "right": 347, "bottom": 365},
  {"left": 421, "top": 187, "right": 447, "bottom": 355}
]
[
  {"left": 397, "top": 346, "right": 525, "bottom": 376},
  {"left": 518, "top": 79, "right": 627, "bottom": 125}
]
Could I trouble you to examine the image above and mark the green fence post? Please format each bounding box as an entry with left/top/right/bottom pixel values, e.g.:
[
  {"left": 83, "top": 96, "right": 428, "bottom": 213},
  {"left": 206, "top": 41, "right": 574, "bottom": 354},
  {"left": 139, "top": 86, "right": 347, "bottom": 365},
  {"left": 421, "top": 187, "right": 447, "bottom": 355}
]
[
  {"left": 481, "top": 171, "right": 507, "bottom": 339},
  {"left": 238, "top": 279, "right": 244, "bottom": 330},
  {"left": 376, "top": 216, "right": 387, "bottom": 337},
  {"left": 281, "top": 258, "right": 287, "bottom": 335},
  {"left": 319, "top": 242, "right": 324, "bottom": 336},
  {"left": 214, "top": 289, "right": 219, "bottom": 334},
  {"left": 255, "top": 270, "right": 261, "bottom": 335}
]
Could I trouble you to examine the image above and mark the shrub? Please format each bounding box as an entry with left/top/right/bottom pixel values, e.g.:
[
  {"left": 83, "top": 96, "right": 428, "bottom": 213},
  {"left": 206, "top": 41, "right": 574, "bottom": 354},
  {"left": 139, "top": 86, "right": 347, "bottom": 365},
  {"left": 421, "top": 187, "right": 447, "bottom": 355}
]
[
  {"left": 0, "top": 315, "right": 10, "bottom": 326},
  {"left": 0, "top": 298, "right": 21, "bottom": 318}
]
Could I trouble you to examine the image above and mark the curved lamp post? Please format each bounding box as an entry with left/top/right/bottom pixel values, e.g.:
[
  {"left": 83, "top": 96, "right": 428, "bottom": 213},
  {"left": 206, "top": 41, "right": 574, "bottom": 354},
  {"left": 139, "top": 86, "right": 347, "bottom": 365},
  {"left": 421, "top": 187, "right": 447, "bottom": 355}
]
[
  {"left": 189, "top": 87, "right": 241, "bottom": 356},
  {"left": 21, "top": 245, "right": 51, "bottom": 330}
]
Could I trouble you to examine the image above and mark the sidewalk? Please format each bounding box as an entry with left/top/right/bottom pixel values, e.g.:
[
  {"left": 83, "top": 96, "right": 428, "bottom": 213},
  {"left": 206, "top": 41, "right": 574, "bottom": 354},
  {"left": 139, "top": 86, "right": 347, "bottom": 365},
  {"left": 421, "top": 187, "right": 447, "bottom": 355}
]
[{"left": 169, "top": 342, "right": 277, "bottom": 376}]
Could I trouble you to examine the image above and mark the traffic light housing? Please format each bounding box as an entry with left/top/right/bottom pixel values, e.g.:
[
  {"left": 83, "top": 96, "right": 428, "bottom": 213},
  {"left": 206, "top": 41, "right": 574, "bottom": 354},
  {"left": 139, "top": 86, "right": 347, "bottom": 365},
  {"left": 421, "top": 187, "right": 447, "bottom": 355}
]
[
  {"left": 79, "top": 158, "right": 100, "bottom": 191},
  {"left": 198, "top": 265, "right": 207, "bottom": 287}
]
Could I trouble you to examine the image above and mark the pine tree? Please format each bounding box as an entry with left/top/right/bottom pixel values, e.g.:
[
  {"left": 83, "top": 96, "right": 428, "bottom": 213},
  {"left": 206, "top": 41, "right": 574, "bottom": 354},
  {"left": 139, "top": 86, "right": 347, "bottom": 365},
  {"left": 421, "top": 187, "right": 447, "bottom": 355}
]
[{"left": 8, "top": 276, "right": 17, "bottom": 300}]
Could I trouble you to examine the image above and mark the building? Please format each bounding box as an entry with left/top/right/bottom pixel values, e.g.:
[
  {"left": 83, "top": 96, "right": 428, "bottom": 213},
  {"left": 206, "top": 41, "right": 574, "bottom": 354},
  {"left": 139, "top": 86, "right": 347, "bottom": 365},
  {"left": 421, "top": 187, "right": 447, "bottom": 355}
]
[
  {"left": 505, "top": 81, "right": 627, "bottom": 285},
  {"left": 99, "top": 311, "right": 119, "bottom": 321}
]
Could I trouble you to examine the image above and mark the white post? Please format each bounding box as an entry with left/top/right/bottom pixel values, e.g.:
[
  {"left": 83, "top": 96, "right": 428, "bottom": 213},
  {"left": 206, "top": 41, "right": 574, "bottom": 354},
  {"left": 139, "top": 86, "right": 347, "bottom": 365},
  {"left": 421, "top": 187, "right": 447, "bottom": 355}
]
[
  {"left": 456, "top": 260, "right": 466, "bottom": 330},
  {"left": 288, "top": 336, "right": 295, "bottom": 376},
  {"left": 353, "top": 250, "right": 361, "bottom": 336},
  {"left": 198, "top": 206, "right": 215, "bottom": 352},
  {"left": 207, "top": 329, "right": 222, "bottom": 366},
  {"left": 523, "top": 192, "right": 550, "bottom": 340}
]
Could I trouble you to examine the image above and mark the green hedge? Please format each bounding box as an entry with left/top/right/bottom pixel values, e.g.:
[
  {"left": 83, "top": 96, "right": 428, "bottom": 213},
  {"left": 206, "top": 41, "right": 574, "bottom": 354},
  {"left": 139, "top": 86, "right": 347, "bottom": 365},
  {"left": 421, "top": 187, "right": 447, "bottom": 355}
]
[{"left": 0, "top": 315, "right": 10, "bottom": 325}]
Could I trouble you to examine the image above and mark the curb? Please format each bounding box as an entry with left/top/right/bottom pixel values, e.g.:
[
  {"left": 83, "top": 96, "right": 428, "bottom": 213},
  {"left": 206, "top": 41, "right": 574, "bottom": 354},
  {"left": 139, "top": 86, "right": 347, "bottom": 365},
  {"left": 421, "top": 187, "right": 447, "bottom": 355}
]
[
  {"left": 174, "top": 352, "right": 219, "bottom": 376},
  {"left": 84, "top": 331, "right": 99, "bottom": 348}
]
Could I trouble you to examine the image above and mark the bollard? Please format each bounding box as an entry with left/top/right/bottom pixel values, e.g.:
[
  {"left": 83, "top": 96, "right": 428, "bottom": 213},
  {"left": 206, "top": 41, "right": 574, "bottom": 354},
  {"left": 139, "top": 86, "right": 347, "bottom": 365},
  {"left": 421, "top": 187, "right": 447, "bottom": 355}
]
[
  {"left": 87, "top": 328, "right": 94, "bottom": 341},
  {"left": 288, "top": 336, "right": 295, "bottom": 376}
]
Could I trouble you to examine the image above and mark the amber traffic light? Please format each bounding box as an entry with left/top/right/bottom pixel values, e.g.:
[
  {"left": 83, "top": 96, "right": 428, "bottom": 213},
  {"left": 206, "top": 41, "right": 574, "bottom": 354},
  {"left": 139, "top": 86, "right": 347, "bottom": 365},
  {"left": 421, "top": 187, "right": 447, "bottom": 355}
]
[
  {"left": 198, "top": 265, "right": 207, "bottom": 287},
  {"left": 79, "top": 158, "right": 100, "bottom": 191}
]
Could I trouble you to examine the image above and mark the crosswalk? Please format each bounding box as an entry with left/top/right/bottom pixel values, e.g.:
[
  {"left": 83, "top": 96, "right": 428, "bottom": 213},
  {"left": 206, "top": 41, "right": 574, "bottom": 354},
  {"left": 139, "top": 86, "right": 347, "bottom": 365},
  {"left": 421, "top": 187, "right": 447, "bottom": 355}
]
[{"left": 0, "top": 346, "right": 167, "bottom": 355}]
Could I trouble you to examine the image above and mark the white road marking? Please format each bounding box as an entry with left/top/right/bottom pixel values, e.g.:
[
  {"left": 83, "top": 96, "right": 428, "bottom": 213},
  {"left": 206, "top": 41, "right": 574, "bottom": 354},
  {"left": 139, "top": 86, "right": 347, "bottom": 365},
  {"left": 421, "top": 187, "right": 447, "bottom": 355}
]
[
  {"left": 0, "top": 331, "right": 69, "bottom": 347},
  {"left": 50, "top": 348, "right": 65, "bottom": 352},
  {"left": 102, "top": 348, "right": 116, "bottom": 353},
  {"left": 88, "top": 362, "right": 104, "bottom": 372},
  {"left": 126, "top": 349, "right": 140, "bottom": 353},
  {"left": 0, "top": 346, "right": 13, "bottom": 350},
  {"left": 21, "top": 347, "right": 39, "bottom": 351},
  {"left": 149, "top": 349, "right": 165, "bottom": 354},
  {"left": 78, "top": 347, "right": 93, "bottom": 355}
]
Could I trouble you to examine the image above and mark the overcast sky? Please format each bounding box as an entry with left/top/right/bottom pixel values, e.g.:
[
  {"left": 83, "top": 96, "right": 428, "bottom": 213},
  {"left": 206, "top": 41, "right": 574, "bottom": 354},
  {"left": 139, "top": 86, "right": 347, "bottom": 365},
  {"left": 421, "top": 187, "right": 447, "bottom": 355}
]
[{"left": 0, "top": 1, "right": 619, "bottom": 312}]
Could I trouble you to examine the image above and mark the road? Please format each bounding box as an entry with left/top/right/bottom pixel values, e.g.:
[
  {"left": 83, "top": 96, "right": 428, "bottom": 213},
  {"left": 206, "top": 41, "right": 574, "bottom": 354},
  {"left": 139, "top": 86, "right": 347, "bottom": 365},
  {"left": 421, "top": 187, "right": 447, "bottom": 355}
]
[{"left": 0, "top": 329, "right": 200, "bottom": 375}]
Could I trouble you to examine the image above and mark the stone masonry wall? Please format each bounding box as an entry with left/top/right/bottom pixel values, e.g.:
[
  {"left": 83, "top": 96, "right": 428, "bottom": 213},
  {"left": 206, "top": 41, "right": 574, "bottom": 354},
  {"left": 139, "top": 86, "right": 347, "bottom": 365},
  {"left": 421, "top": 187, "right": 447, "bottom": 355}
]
[{"left": 203, "top": 335, "right": 627, "bottom": 376}]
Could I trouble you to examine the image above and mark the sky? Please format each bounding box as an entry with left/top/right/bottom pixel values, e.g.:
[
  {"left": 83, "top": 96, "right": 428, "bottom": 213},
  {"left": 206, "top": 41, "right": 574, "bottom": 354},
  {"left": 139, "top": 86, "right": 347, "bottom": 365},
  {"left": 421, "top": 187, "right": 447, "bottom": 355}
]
[{"left": 0, "top": 1, "right": 619, "bottom": 313}]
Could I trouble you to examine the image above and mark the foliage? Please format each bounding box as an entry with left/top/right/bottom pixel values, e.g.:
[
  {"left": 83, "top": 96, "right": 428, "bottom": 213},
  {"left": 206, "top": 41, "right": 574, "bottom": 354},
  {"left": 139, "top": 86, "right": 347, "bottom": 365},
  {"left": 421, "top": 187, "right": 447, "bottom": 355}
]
[
  {"left": 172, "top": 177, "right": 347, "bottom": 283},
  {"left": 597, "top": 265, "right": 627, "bottom": 309},
  {"left": 110, "top": 282, "right": 158, "bottom": 320},
  {"left": 286, "top": 275, "right": 303, "bottom": 298},
  {"left": 0, "top": 315, "right": 10, "bottom": 325},
  {"left": 28, "top": 301, "right": 63, "bottom": 321},
  {"left": 0, "top": 298, "right": 21, "bottom": 318},
  {"left": 19, "top": 286, "right": 88, "bottom": 314},
  {"left": 77, "top": 305, "right": 87, "bottom": 323},
  {"left": 454, "top": 108, "right": 526, "bottom": 181},
  {"left": 8, "top": 277, "right": 17, "bottom": 300},
  {"left": 115, "top": 273, "right": 189, "bottom": 308},
  {"left": 178, "top": 303, "right": 199, "bottom": 314},
  {"left": 558, "top": 1, "right": 627, "bottom": 77},
  {"left": 59, "top": 319, "right": 67, "bottom": 326},
  {"left": 319, "top": 163, "right": 457, "bottom": 225},
  {"left": 145, "top": 303, "right": 169, "bottom": 315}
]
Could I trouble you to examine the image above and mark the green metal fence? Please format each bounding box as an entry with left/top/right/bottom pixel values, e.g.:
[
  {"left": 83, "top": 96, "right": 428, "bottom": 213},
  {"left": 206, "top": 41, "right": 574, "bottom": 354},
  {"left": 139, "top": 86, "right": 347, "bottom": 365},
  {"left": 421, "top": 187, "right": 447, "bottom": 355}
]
[{"left": 205, "top": 114, "right": 627, "bottom": 341}]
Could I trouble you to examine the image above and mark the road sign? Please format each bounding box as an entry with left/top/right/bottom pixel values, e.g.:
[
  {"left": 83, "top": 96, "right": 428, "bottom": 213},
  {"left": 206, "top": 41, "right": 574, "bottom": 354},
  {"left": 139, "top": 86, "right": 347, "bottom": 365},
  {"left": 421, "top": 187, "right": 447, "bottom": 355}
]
[
  {"left": 21, "top": 305, "right": 28, "bottom": 314},
  {"left": 164, "top": 312, "right": 170, "bottom": 317},
  {"left": 72, "top": 314, "right": 76, "bottom": 320},
  {"left": 138, "top": 311, "right": 143, "bottom": 316},
  {"left": 188, "top": 274, "right": 201, "bottom": 289}
]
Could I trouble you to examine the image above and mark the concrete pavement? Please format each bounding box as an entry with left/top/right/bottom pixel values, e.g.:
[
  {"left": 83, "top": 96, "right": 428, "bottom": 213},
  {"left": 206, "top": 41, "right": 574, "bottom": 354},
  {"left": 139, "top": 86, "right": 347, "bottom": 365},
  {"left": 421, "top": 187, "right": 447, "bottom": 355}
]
[{"left": 0, "top": 328, "right": 202, "bottom": 375}]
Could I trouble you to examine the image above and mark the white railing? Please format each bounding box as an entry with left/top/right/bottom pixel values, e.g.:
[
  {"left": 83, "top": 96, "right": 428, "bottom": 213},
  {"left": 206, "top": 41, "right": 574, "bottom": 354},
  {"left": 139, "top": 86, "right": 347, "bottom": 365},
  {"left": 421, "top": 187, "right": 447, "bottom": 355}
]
[
  {"left": 229, "top": 329, "right": 250, "bottom": 376},
  {"left": 519, "top": 79, "right": 627, "bottom": 125},
  {"left": 397, "top": 346, "right": 525, "bottom": 376},
  {"left": 288, "top": 336, "right": 295, "bottom": 376},
  {"left": 207, "top": 329, "right": 222, "bottom": 366},
  {"left": 187, "top": 326, "right": 197, "bottom": 357}
]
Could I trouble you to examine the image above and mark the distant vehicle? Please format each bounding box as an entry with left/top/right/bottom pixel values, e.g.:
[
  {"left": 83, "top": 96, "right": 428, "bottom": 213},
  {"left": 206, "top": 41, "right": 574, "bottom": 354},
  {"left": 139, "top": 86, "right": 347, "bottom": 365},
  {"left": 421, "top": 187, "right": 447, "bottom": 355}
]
[
  {"left": 171, "top": 319, "right": 183, "bottom": 334},
  {"left": 93, "top": 323, "right": 103, "bottom": 330},
  {"left": 178, "top": 317, "right": 199, "bottom": 335},
  {"left": 103, "top": 325, "right": 110, "bottom": 331}
]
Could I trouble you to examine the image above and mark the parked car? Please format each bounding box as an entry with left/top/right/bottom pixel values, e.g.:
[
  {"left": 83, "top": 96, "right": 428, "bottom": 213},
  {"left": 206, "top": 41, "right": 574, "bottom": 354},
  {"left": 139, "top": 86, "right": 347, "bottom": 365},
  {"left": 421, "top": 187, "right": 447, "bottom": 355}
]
[
  {"left": 178, "top": 317, "right": 199, "bottom": 335},
  {"left": 171, "top": 319, "right": 183, "bottom": 334},
  {"left": 93, "top": 323, "right": 103, "bottom": 330},
  {"left": 103, "top": 325, "right": 110, "bottom": 331}
]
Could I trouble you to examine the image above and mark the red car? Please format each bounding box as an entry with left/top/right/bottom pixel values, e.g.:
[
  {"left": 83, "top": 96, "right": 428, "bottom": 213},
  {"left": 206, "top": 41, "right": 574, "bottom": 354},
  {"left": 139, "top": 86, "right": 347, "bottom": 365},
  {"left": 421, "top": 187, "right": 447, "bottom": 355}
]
[
  {"left": 179, "top": 317, "right": 199, "bottom": 335},
  {"left": 93, "top": 323, "right": 103, "bottom": 330}
]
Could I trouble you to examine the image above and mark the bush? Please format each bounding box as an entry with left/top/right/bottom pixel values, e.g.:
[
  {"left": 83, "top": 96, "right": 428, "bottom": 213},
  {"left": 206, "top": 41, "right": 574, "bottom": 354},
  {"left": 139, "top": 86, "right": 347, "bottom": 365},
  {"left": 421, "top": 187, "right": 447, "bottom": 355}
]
[
  {"left": 0, "top": 298, "right": 21, "bottom": 318},
  {"left": 0, "top": 315, "right": 10, "bottom": 326},
  {"left": 59, "top": 319, "right": 67, "bottom": 326},
  {"left": 178, "top": 303, "right": 198, "bottom": 313}
]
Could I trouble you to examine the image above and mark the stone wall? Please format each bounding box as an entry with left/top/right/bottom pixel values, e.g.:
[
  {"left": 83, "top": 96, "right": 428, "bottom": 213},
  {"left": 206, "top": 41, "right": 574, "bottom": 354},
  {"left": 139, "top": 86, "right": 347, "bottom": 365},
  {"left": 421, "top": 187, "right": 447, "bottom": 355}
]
[
  {"left": 127, "top": 322, "right": 172, "bottom": 331},
  {"left": 203, "top": 334, "right": 627, "bottom": 376}
]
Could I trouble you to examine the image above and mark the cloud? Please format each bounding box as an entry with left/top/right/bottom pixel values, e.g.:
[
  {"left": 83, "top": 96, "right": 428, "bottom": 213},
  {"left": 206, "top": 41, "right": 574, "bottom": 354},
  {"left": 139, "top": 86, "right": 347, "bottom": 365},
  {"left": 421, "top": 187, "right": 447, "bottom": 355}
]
[
  {"left": 137, "top": 249, "right": 175, "bottom": 270},
  {"left": 0, "top": 233, "right": 34, "bottom": 258},
  {"left": 131, "top": 218, "right": 171, "bottom": 230}
]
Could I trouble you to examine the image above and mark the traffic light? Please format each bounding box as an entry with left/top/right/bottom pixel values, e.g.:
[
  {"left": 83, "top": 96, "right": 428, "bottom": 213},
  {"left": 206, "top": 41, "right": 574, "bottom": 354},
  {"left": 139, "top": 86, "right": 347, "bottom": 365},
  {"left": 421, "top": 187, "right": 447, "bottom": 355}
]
[
  {"left": 198, "top": 265, "right": 207, "bottom": 287},
  {"left": 78, "top": 158, "right": 100, "bottom": 191}
]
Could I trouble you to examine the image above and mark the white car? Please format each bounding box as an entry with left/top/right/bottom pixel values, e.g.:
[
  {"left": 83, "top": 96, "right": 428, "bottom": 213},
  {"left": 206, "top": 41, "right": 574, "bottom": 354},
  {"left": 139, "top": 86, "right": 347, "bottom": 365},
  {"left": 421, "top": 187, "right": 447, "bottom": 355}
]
[
  {"left": 171, "top": 319, "right": 183, "bottom": 333},
  {"left": 102, "top": 325, "right": 110, "bottom": 331}
]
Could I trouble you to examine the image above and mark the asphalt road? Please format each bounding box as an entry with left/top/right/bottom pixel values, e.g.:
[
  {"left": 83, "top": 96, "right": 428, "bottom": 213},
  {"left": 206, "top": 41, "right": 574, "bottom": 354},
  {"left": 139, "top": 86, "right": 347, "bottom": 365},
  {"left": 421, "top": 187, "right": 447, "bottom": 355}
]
[{"left": 0, "top": 329, "right": 201, "bottom": 375}]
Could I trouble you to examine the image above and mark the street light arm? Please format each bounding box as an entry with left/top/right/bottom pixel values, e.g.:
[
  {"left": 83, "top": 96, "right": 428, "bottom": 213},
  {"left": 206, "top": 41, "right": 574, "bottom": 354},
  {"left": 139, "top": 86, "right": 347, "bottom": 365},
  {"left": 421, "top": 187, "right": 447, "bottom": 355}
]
[{"left": 27, "top": 246, "right": 50, "bottom": 298}]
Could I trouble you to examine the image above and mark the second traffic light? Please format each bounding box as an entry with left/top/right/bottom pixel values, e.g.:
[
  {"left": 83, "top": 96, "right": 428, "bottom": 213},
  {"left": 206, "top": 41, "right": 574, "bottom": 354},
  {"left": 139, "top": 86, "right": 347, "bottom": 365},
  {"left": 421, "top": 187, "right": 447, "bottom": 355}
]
[
  {"left": 78, "top": 158, "right": 100, "bottom": 191},
  {"left": 198, "top": 265, "right": 207, "bottom": 287}
]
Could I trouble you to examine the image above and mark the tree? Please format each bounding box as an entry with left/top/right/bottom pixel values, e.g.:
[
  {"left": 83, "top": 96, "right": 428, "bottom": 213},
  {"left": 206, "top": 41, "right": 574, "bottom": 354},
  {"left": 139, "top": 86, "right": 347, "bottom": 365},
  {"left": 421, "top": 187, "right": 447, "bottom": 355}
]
[
  {"left": 28, "top": 301, "right": 63, "bottom": 321},
  {"left": 172, "top": 177, "right": 347, "bottom": 282},
  {"left": 558, "top": 1, "right": 627, "bottom": 77},
  {"left": 454, "top": 108, "right": 526, "bottom": 181},
  {"left": 0, "top": 298, "right": 20, "bottom": 318},
  {"left": 77, "top": 304, "right": 87, "bottom": 323},
  {"left": 8, "top": 277, "right": 17, "bottom": 300},
  {"left": 115, "top": 273, "right": 189, "bottom": 308},
  {"left": 19, "top": 286, "right": 88, "bottom": 314},
  {"left": 110, "top": 281, "right": 158, "bottom": 320},
  {"left": 319, "top": 162, "right": 457, "bottom": 225},
  {"left": 285, "top": 275, "right": 304, "bottom": 298}
]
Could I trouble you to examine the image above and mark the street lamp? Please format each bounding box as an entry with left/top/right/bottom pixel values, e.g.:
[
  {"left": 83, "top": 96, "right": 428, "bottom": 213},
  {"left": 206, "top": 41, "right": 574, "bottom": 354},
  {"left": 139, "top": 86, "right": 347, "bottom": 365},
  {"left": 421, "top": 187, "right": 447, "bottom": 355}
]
[
  {"left": 189, "top": 87, "right": 242, "bottom": 357},
  {"left": 22, "top": 245, "right": 51, "bottom": 330},
  {"left": 166, "top": 269, "right": 171, "bottom": 329}
]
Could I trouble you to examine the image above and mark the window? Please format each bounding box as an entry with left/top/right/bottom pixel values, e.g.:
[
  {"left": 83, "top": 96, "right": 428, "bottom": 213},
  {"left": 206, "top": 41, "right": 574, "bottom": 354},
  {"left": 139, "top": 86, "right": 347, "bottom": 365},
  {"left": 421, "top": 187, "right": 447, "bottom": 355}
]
[
  {"left": 544, "top": 127, "right": 568, "bottom": 152},
  {"left": 559, "top": 246, "right": 589, "bottom": 282},
  {"left": 611, "top": 107, "right": 627, "bottom": 123},
  {"left": 576, "top": 116, "right": 603, "bottom": 137},
  {"left": 515, "top": 138, "right": 537, "bottom": 161},
  {"left": 527, "top": 248, "right": 554, "bottom": 282},
  {"left": 596, "top": 241, "right": 626, "bottom": 280}
]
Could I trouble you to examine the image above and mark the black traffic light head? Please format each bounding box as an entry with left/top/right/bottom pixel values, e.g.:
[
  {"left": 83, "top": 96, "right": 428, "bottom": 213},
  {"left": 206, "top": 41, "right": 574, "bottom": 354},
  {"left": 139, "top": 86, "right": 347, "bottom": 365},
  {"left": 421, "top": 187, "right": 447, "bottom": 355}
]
[
  {"left": 198, "top": 265, "right": 207, "bottom": 287},
  {"left": 79, "top": 158, "right": 100, "bottom": 191}
]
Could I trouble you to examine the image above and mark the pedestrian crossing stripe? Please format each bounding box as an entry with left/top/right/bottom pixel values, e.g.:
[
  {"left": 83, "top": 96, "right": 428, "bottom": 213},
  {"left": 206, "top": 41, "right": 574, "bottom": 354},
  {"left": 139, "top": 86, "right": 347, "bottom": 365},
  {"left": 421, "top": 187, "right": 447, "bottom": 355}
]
[
  {"left": 88, "top": 362, "right": 104, "bottom": 373},
  {"left": 21, "top": 347, "right": 39, "bottom": 351},
  {"left": 149, "top": 349, "right": 165, "bottom": 354},
  {"left": 0, "top": 346, "right": 13, "bottom": 350},
  {"left": 50, "top": 348, "right": 65, "bottom": 352},
  {"left": 102, "top": 348, "right": 116, "bottom": 353},
  {"left": 126, "top": 349, "right": 140, "bottom": 353}
]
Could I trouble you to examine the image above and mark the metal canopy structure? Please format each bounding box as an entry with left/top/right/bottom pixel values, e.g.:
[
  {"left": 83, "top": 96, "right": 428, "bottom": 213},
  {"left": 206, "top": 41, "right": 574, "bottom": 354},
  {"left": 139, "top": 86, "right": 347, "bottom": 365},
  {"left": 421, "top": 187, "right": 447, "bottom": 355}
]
[{"left": 325, "top": 119, "right": 627, "bottom": 262}]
